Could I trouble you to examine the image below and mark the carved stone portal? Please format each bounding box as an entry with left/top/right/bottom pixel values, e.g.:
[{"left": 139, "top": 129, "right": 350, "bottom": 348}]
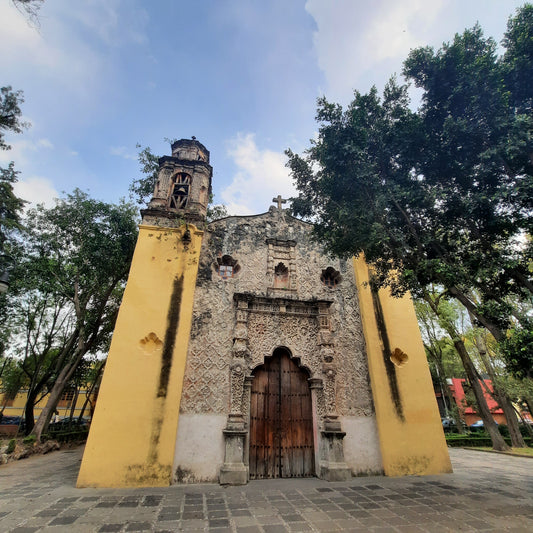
[{"left": 219, "top": 292, "right": 351, "bottom": 484}]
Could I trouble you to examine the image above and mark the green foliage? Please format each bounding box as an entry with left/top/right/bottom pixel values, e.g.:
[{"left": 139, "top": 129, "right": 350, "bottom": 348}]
[
  {"left": 0, "top": 163, "right": 25, "bottom": 250},
  {"left": 6, "top": 438, "right": 16, "bottom": 453},
  {"left": 0, "top": 87, "right": 27, "bottom": 250},
  {"left": 22, "top": 434, "right": 36, "bottom": 445},
  {"left": 0, "top": 86, "right": 28, "bottom": 151},
  {"left": 445, "top": 433, "right": 532, "bottom": 448},
  {"left": 46, "top": 425, "right": 89, "bottom": 443},
  {"left": 2, "top": 190, "right": 138, "bottom": 435},
  {"left": 502, "top": 3, "right": 533, "bottom": 113},
  {"left": 129, "top": 144, "right": 160, "bottom": 206},
  {"left": 206, "top": 194, "right": 229, "bottom": 222},
  {"left": 501, "top": 325, "right": 533, "bottom": 379},
  {"left": 287, "top": 5, "right": 533, "bottom": 346}
]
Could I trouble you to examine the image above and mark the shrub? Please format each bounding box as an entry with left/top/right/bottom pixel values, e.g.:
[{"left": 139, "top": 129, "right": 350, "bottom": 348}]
[
  {"left": 498, "top": 424, "right": 510, "bottom": 437},
  {"left": 446, "top": 434, "right": 533, "bottom": 448},
  {"left": 6, "top": 439, "right": 16, "bottom": 454},
  {"left": 22, "top": 435, "right": 36, "bottom": 445}
]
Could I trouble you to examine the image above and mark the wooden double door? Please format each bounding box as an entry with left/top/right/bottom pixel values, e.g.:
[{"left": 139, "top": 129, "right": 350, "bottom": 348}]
[{"left": 249, "top": 349, "right": 315, "bottom": 479}]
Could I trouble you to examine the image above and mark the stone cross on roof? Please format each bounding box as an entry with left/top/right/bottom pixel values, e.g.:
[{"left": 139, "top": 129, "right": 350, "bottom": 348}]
[{"left": 272, "top": 195, "right": 287, "bottom": 210}]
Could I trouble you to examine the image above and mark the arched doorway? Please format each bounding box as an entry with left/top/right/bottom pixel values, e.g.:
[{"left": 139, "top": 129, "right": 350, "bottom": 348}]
[{"left": 249, "top": 347, "right": 314, "bottom": 479}]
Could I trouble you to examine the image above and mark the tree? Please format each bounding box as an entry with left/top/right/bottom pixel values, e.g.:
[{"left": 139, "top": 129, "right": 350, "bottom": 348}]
[
  {"left": 11, "top": 0, "right": 44, "bottom": 28},
  {"left": 3, "top": 190, "right": 138, "bottom": 440},
  {"left": 287, "top": 7, "right": 532, "bottom": 363},
  {"left": 416, "top": 297, "right": 465, "bottom": 432},
  {"left": 0, "top": 86, "right": 28, "bottom": 151},
  {"left": 0, "top": 86, "right": 28, "bottom": 366},
  {"left": 421, "top": 291, "right": 509, "bottom": 450},
  {"left": 0, "top": 86, "right": 27, "bottom": 249}
]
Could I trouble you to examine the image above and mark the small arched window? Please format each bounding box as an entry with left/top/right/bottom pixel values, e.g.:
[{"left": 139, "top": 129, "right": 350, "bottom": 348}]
[
  {"left": 216, "top": 255, "right": 240, "bottom": 280},
  {"left": 274, "top": 262, "right": 289, "bottom": 288},
  {"left": 321, "top": 267, "right": 341, "bottom": 288},
  {"left": 169, "top": 172, "right": 191, "bottom": 209}
]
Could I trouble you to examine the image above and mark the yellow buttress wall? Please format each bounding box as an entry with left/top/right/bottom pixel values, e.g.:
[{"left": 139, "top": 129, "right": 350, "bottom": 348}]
[
  {"left": 77, "top": 224, "right": 202, "bottom": 487},
  {"left": 353, "top": 256, "right": 452, "bottom": 476}
]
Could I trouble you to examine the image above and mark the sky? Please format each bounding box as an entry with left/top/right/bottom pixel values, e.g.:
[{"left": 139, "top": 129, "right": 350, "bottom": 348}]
[{"left": 0, "top": 0, "right": 528, "bottom": 216}]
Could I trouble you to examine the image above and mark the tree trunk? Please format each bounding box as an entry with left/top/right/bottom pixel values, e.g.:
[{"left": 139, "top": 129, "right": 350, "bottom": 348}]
[
  {"left": 68, "top": 387, "right": 79, "bottom": 421},
  {"left": 451, "top": 337, "right": 510, "bottom": 451},
  {"left": 32, "top": 352, "right": 85, "bottom": 441},
  {"left": 514, "top": 404, "right": 533, "bottom": 438},
  {"left": 448, "top": 286, "right": 505, "bottom": 342},
  {"left": 77, "top": 361, "right": 105, "bottom": 423},
  {"left": 422, "top": 292, "right": 509, "bottom": 450},
  {"left": 472, "top": 331, "right": 526, "bottom": 448},
  {"left": 434, "top": 359, "right": 465, "bottom": 433},
  {"left": 23, "top": 388, "right": 38, "bottom": 435}
]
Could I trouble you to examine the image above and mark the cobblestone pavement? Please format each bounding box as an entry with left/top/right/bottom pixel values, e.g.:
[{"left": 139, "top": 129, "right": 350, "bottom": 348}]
[{"left": 0, "top": 447, "right": 532, "bottom": 532}]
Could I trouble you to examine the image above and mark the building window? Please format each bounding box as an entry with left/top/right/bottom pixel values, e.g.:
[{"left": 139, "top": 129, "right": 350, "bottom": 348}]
[
  {"left": 321, "top": 267, "right": 341, "bottom": 288},
  {"left": 58, "top": 388, "right": 75, "bottom": 408},
  {"left": 274, "top": 262, "right": 289, "bottom": 288},
  {"left": 219, "top": 265, "right": 234, "bottom": 279},
  {"left": 216, "top": 255, "right": 240, "bottom": 280},
  {"left": 168, "top": 172, "right": 191, "bottom": 209}
]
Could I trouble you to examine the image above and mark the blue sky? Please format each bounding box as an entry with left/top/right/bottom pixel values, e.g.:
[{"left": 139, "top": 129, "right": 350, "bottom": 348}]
[{"left": 0, "top": 0, "right": 527, "bottom": 215}]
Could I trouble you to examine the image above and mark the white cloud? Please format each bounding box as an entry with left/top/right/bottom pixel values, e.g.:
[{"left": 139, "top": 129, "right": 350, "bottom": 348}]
[
  {"left": 37, "top": 138, "right": 54, "bottom": 149},
  {"left": 0, "top": 137, "right": 54, "bottom": 167},
  {"left": 305, "top": 0, "right": 445, "bottom": 102},
  {"left": 221, "top": 133, "right": 296, "bottom": 216},
  {"left": 0, "top": 1, "right": 149, "bottom": 105},
  {"left": 110, "top": 146, "right": 137, "bottom": 161},
  {"left": 69, "top": 0, "right": 149, "bottom": 47},
  {"left": 14, "top": 176, "right": 58, "bottom": 209}
]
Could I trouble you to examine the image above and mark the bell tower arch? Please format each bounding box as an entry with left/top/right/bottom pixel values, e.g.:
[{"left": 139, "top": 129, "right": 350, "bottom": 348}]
[{"left": 142, "top": 138, "right": 213, "bottom": 226}]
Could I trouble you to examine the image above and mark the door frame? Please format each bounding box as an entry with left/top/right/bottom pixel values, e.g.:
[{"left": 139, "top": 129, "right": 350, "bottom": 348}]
[{"left": 247, "top": 346, "right": 317, "bottom": 479}]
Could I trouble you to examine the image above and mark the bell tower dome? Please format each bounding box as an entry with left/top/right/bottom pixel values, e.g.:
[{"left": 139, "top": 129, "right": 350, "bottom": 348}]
[{"left": 141, "top": 138, "right": 213, "bottom": 226}]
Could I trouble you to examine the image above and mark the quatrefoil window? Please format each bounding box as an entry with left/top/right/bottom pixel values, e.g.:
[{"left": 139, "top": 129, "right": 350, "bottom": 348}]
[{"left": 321, "top": 267, "right": 341, "bottom": 288}]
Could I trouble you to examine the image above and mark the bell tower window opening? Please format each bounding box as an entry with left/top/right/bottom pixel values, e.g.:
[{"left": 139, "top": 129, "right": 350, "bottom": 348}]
[
  {"left": 274, "top": 262, "right": 289, "bottom": 288},
  {"left": 169, "top": 172, "right": 191, "bottom": 209}
]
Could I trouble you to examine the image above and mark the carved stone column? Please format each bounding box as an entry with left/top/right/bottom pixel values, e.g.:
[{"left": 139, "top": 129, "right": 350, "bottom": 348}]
[
  {"left": 242, "top": 375, "right": 254, "bottom": 469},
  {"left": 220, "top": 363, "right": 248, "bottom": 485},
  {"left": 316, "top": 303, "right": 351, "bottom": 481},
  {"left": 219, "top": 301, "right": 249, "bottom": 485},
  {"left": 309, "top": 378, "right": 323, "bottom": 477},
  {"left": 219, "top": 411, "right": 248, "bottom": 485}
]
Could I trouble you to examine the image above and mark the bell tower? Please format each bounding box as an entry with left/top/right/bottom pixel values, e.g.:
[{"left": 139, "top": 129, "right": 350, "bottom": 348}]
[
  {"left": 78, "top": 138, "right": 209, "bottom": 488},
  {"left": 142, "top": 138, "right": 213, "bottom": 226}
]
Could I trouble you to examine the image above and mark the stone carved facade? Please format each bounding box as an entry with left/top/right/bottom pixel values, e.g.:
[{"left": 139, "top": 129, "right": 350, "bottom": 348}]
[{"left": 174, "top": 204, "right": 380, "bottom": 483}]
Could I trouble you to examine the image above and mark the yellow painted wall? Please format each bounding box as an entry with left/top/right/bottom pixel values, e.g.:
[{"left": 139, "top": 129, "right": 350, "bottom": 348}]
[
  {"left": 77, "top": 224, "right": 203, "bottom": 487},
  {"left": 353, "top": 256, "right": 452, "bottom": 476},
  {"left": 0, "top": 389, "right": 91, "bottom": 421}
]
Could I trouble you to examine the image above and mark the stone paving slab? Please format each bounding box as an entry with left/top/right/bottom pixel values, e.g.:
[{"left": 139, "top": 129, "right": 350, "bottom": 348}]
[{"left": 0, "top": 447, "right": 532, "bottom": 532}]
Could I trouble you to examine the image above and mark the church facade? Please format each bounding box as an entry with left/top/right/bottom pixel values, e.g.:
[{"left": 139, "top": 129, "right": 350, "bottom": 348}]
[{"left": 77, "top": 139, "right": 451, "bottom": 488}]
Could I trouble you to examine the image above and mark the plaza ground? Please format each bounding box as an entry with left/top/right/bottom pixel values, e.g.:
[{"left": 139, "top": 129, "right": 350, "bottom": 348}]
[{"left": 0, "top": 446, "right": 532, "bottom": 532}]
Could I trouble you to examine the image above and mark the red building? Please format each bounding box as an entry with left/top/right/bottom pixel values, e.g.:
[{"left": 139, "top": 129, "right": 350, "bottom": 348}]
[{"left": 448, "top": 378, "right": 506, "bottom": 426}]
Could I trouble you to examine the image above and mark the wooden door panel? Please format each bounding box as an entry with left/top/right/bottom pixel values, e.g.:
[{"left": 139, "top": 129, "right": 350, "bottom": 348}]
[{"left": 250, "top": 351, "right": 314, "bottom": 479}]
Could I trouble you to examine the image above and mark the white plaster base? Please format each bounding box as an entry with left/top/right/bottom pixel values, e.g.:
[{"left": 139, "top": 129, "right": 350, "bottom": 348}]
[
  {"left": 341, "top": 415, "right": 383, "bottom": 475},
  {"left": 173, "top": 414, "right": 226, "bottom": 483}
]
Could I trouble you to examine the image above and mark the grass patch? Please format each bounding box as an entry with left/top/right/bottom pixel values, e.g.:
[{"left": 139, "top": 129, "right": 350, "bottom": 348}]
[{"left": 469, "top": 446, "right": 533, "bottom": 457}]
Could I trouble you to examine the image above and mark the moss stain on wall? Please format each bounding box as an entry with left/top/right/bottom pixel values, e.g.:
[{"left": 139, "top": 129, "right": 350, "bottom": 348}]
[{"left": 371, "top": 289, "right": 405, "bottom": 422}]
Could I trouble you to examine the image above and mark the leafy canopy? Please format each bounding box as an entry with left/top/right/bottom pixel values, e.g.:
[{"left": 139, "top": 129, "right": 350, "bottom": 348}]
[{"left": 287, "top": 5, "right": 533, "bottom": 318}]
